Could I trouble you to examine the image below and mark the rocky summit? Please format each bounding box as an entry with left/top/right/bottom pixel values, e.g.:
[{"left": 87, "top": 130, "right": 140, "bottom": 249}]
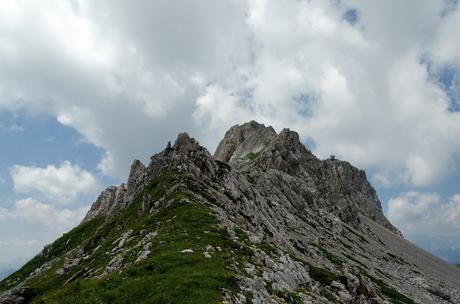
[{"left": 1, "top": 121, "right": 459, "bottom": 304}]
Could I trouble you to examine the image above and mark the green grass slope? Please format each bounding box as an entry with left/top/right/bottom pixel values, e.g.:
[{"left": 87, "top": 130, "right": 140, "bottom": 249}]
[
  {"left": 0, "top": 172, "right": 250, "bottom": 304},
  {"left": 0, "top": 166, "right": 419, "bottom": 304}
]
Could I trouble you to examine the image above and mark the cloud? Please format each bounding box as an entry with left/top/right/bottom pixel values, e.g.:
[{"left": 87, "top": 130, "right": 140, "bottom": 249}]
[
  {"left": 0, "top": 208, "right": 8, "bottom": 221},
  {"left": 1, "top": 0, "right": 460, "bottom": 188},
  {"left": 12, "top": 198, "right": 87, "bottom": 229},
  {"left": 193, "top": 85, "right": 255, "bottom": 145},
  {"left": 388, "top": 191, "right": 460, "bottom": 237},
  {"left": 429, "top": 6, "right": 460, "bottom": 66},
  {"left": 0, "top": 238, "right": 40, "bottom": 268},
  {"left": 0, "top": 0, "right": 251, "bottom": 178},
  {"left": 0, "top": 197, "right": 88, "bottom": 266},
  {"left": 0, "top": 198, "right": 87, "bottom": 232},
  {"left": 193, "top": 0, "right": 460, "bottom": 188},
  {"left": 10, "top": 161, "right": 98, "bottom": 203}
]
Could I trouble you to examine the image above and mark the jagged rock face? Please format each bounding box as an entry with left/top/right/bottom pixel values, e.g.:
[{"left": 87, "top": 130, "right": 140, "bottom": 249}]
[
  {"left": 1, "top": 121, "right": 459, "bottom": 304},
  {"left": 126, "top": 159, "right": 148, "bottom": 202},
  {"left": 83, "top": 132, "right": 218, "bottom": 223},
  {"left": 214, "top": 121, "right": 400, "bottom": 235},
  {"left": 148, "top": 132, "right": 217, "bottom": 178},
  {"left": 0, "top": 287, "right": 32, "bottom": 304},
  {"left": 214, "top": 120, "right": 277, "bottom": 164},
  {"left": 82, "top": 184, "right": 127, "bottom": 223},
  {"left": 83, "top": 158, "right": 153, "bottom": 223}
]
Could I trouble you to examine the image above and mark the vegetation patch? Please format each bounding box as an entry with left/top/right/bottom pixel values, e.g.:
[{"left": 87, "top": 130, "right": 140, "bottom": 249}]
[
  {"left": 2, "top": 172, "right": 254, "bottom": 304},
  {"left": 315, "top": 245, "right": 343, "bottom": 267},
  {"left": 274, "top": 290, "right": 303, "bottom": 304},
  {"left": 243, "top": 172, "right": 258, "bottom": 185},
  {"left": 234, "top": 228, "right": 250, "bottom": 244},
  {"left": 359, "top": 269, "right": 416, "bottom": 304},
  {"left": 289, "top": 256, "right": 345, "bottom": 287},
  {"left": 256, "top": 241, "right": 277, "bottom": 256},
  {"left": 307, "top": 264, "right": 343, "bottom": 286},
  {"left": 320, "top": 289, "right": 338, "bottom": 303},
  {"left": 342, "top": 253, "right": 366, "bottom": 268},
  {"left": 246, "top": 152, "right": 259, "bottom": 161},
  {"left": 266, "top": 284, "right": 303, "bottom": 304}
]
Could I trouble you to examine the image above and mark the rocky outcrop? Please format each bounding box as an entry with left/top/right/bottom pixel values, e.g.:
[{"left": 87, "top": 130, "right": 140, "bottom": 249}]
[
  {"left": 82, "top": 183, "right": 127, "bottom": 223},
  {"left": 147, "top": 132, "right": 218, "bottom": 183},
  {"left": 215, "top": 121, "right": 400, "bottom": 235},
  {"left": 3, "top": 121, "right": 458, "bottom": 304},
  {"left": 83, "top": 132, "right": 218, "bottom": 223},
  {"left": 126, "top": 159, "right": 149, "bottom": 202},
  {"left": 214, "top": 120, "right": 277, "bottom": 164},
  {"left": 0, "top": 287, "right": 32, "bottom": 304}
]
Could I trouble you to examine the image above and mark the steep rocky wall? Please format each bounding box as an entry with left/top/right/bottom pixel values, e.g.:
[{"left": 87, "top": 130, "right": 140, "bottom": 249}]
[{"left": 214, "top": 121, "right": 400, "bottom": 235}]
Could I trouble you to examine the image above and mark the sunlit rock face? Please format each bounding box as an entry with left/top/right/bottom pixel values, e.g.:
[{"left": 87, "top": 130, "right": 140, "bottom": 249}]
[{"left": 214, "top": 121, "right": 401, "bottom": 235}]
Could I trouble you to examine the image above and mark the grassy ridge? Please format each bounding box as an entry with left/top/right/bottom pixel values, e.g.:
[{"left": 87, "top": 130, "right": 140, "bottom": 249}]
[
  {"left": 1, "top": 172, "right": 248, "bottom": 304},
  {"left": 31, "top": 201, "right": 240, "bottom": 303},
  {"left": 0, "top": 218, "right": 104, "bottom": 292}
]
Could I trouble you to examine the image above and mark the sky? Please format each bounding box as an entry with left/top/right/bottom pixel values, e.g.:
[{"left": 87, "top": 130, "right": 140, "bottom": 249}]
[{"left": 1, "top": 0, "right": 460, "bottom": 268}]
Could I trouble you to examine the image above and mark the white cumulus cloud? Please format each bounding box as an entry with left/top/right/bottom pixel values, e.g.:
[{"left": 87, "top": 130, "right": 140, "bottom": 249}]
[
  {"left": 1, "top": 0, "right": 460, "bottom": 187},
  {"left": 0, "top": 198, "right": 88, "bottom": 264},
  {"left": 9, "top": 198, "right": 88, "bottom": 230},
  {"left": 10, "top": 161, "right": 98, "bottom": 203},
  {"left": 193, "top": 0, "right": 460, "bottom": 188},
  {"left": 388, "top": 191, "right": 460, "bottom": 237}
]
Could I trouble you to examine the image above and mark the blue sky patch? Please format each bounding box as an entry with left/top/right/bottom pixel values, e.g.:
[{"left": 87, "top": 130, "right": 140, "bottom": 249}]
[
  {"left": 0, "top": 111, "right": 110, "bottom": 204},
  {"left": 422, "top": 55, "right": 460, "bottom": 112},
  {"left": 441, "top": 0, "right": 458, "bottom": 17},
  {"left": 343, "top": 9, "right": 358, "bottom": 25},
  {"left": 293, "top": 93, "right": 318, "bottom": 118},
  {"left": 437, "top": 67, "right": 460, "bottom": 112},
  {"left": 0, "top": 111, "right": 104, "bottom": 171}
]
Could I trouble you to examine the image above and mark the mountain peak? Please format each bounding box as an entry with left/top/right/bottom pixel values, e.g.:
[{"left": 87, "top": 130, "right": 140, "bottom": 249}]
[
  {"left": 2, "top": 121, "right": 459, "bottom": 304},
  {"left": 173, "top": 132, "right": 195, "bottom": 151},
  {"left": 215, "top": 121, "right": 399, "bottom": 235},
  {"left": 214, "top": 120, "right": 277, "bottom": 164}
]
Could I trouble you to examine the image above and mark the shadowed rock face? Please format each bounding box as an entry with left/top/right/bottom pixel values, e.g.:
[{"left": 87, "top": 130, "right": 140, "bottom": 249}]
[{"left": 1, "top": 121, "right": 459, "bottom": 304}]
